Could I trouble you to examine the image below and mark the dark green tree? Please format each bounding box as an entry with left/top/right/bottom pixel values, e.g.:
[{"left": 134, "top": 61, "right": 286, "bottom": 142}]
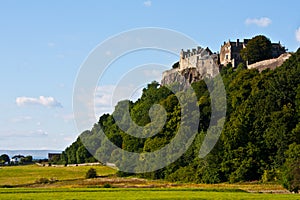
[
  {"left": 172, "top": 61, "right": 179, "bottom": 69},
  {"left": 240, "top": 35, "right": 272, "bottom": 64},
  {"left": 85, "top": 168, "right": 97, "bottom": 179},
  {"left": 281, "top": 143, "right": 300, "bottom": 193},
  {"left": 76, "top": 146, "right": 90, "bottom": 164},
  {"left": 20, "top": 155, "right": 33, "bottom": 164},
  {"left": 0, "top": 154, "right": 10, "bottom": 164}
]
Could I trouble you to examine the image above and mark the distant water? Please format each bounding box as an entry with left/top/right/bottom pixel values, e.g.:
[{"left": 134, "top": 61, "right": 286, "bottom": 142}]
[{"left": 0, "top": 150, "right": 62, "bottom": 160}]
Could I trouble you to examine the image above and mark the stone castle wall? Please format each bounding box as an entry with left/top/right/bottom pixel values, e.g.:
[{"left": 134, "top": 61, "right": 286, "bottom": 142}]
[
  {"left": 247, "top": 53, "right": 291, "bottom": 72},
  {"left": 161, "top": 47, "right": 219, "bottom": 87},
  {"left": 161, "top": 40, "right": 287, "bottom": 88}
]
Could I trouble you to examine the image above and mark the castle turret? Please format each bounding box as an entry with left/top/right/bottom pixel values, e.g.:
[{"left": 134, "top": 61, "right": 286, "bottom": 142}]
[{"left": 162, "top": 45, "right": 220, "bottom": 88}]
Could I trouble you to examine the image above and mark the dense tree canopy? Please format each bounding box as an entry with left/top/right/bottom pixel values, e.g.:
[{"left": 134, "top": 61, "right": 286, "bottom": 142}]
[
  {"left": 0, "top": 154, "right": 10, "bottom": 164},
  {"left": 240, "top": 35, "right": 273, "bottom": 64},
  {"left": 61, "top": 48, "right": 300, "bottom": 190},
  {"left": 21, "top": 155, "right": 33, "bottom": 164}
]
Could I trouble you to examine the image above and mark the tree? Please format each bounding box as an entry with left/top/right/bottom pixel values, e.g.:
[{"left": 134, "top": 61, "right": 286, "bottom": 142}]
[
  {"left": 86, "top": 168, "right": 97, "bottom": 179},
  {"left": 0, "top": 154, "right": 10, "bottom": 164},
  {"left": 76, "top": 146, "right": 90, "bottom": 163},
  {"left": 240, "top": 35, "right": 272, "bottom": 64},
  {"left": 281, "top": 143, "right": 300, "bottom": 193},
  {"left": 21, "top": 155, "right": 33, "bottom": 164},
  {"left": 172, "top": 61, "right": 179, "bottom": 69}
]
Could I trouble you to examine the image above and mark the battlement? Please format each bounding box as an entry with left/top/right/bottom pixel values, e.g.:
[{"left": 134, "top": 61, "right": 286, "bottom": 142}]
[
  {"left": 178, "top": 46, "right": 218, "bottom": 71},
  {"left": 180, "top": 46, "right": 211, "bottom": 59},
  {"left": 161, "top": 46, "right": 220, "bottom": 87}
]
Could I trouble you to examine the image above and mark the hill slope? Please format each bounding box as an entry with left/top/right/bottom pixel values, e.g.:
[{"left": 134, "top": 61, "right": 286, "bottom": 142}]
[{"left": 61, "top": 48, "right": 300, "bottom": 188}]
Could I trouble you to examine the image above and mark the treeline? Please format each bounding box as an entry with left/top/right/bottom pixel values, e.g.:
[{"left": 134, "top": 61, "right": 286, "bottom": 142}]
[
  {"left": 61, "top": 48, "right": 300, "bottom": 192},
  {"left": 0, "top": 154, "right": 33, "bottom": 165}
]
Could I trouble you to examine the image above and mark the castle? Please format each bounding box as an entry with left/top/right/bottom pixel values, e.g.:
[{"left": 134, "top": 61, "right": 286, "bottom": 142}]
[
  {"left": 179, "top": 46, "right": 219, "bottom": 71},
  {"left": 161, "top": 47, "right": 219, "bottom": 87},
  {"left": 220, "top": 39, "right": 286, "bottom": 67},
  {"left": 161, "top": 38, "right": 286, "bottom": 87}
]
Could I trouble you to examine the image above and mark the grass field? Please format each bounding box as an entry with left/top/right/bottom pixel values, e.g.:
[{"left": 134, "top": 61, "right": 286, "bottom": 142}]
[
  {"left": 0, "top": 165, "right": 298, "bottom": 199},
  {"left": 0, "top": 188, "right": 299, "bottom": 200},
  {"left": 0, "top": 164, "right": 116, "bottom": 186}
]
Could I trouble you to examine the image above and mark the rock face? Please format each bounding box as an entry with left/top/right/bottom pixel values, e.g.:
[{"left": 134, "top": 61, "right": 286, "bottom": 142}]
[
  {"left": 247, "top": 53, "right": 291, "bottom": 72},
  {"left": 161, "top": 47, "right": 219, "bottom": 88}
]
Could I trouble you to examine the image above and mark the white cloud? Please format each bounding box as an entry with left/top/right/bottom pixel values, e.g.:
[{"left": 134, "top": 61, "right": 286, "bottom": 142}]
[
  {"left": 245, "top": 17, "right": 272, "bottom": 27},
  {"left": 296, "top": 27, "right": 300, "bottom": 42},
  {"left": 16, "top": 96, "right": 62, "bottom": 108},
  {"left": 143, "top": 0, "right": 152, "bottom": 7}
]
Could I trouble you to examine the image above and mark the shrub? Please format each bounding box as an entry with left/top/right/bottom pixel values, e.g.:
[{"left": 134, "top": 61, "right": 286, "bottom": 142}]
[
  {"left": 172, "top": 61, "right": 179, "bottom": 69},
  {"left": 86, "top": 168, "right": 97, "bottom": 179},
  {"left": 35, "top": 177, "right": 58, "bottom": 184},
  {"left": 103, "top": 183, "right": 112, "bottom": 188},
  {"left": 49, "top": 177, "right": 58, "bottom": 183},
  {"left": 35, "top": 178, "right": 50, "bottom": 184},
  {"left": 261, "top": 169, "right": 279, "bottom": 183}
]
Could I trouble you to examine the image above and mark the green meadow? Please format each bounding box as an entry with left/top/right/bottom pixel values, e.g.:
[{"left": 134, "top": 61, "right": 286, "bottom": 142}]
[
  {"left": 0, "top": 164, "right": 116, "bottom": 186},
  {"left": 0, "top": 165, "right": 299, "bottom": 199},
  {"left": 0, "top": 188, "right": 299, "bottom": 200}
]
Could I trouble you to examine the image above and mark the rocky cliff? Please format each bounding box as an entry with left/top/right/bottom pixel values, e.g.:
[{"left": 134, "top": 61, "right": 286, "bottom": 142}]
[{"left": 161, "top": 47, "right": 219, "bottom": 88}]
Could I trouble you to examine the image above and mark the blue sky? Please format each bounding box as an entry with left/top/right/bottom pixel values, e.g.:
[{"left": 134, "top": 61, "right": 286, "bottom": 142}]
[{"left": 0, "top": 0, "right": 299, "bottom": 150}]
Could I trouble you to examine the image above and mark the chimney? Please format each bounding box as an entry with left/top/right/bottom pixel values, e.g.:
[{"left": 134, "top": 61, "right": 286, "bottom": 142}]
[
  {"left": 236, "top": 39, "right": 239, "bottom": 46},
  {"left": 197, "top": 46, "right": 201, "bottom": 52}
]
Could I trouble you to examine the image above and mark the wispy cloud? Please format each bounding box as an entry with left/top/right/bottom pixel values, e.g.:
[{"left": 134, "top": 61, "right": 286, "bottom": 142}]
[
  {"left": 56, "top": 54, "right": 65, "bottom": 59},
  {"left": 245, "top": 17, "right": 272, "bottom": 27},
  {"left": 11, "top": 116, "right": 32, "bottom": 123},
  {"left": 143, "top": 0, "right": 152, "bottom": 7},
  {"left": 30, "top": 129, "right": 48, "bottom": 136},
  {"left": 296, "top": 27, "right": 300, "bottom": 42},
  {"left": 61, "top": 113, "right": 74, "bottom": 122},
  {"left": 47, "top": 42, "right": 55, "bottom": 47},
  {"left": 16, "top": 96, "right": 62, "bottom": 108},
  {"left": 0, "top": 129, "right": 48, "bottom": 137}
]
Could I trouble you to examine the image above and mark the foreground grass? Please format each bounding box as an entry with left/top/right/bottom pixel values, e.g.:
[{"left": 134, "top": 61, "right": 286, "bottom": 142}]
[
  {"left": 0, "top": 188, "right": 298, "bottom": 200},
  {"left": 0, "top": 164, "right": 116, "bottom": 186}
]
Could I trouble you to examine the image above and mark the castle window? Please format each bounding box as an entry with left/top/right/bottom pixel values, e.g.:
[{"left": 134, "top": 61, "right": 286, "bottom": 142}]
[{"left": 225, "top": 55, "right": 228, "bottom": 60}]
